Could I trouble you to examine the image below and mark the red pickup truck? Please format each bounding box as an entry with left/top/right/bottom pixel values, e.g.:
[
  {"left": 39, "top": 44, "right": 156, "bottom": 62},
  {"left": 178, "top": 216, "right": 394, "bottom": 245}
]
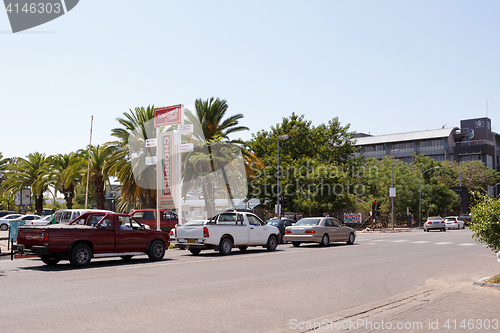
[{"left": 16, "top": 212, "right": 170, "bottom": 267}]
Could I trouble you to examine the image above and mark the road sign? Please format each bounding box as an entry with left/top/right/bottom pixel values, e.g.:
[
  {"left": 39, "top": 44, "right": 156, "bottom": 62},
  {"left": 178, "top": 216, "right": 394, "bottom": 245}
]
[
  {"left": 145, "top": 156, "right": 157, "bottom": 165},
  {"left": 146, "top": 138, "right": 157, "bottom": 147},
  {"left": 154, "top": 104, "right": 184, "bottom": 127},
  {"left": 14, "top": 188, "right": 30, "bottom": 206},
  {"left": 179, "top": 124, "right": 193, "bottom": 134},
  {"left": 389, "top": 188, "right": 396, "bottom": 197},
  {"left": 179, "top": 143, "right": 194, "bottom": 153}
]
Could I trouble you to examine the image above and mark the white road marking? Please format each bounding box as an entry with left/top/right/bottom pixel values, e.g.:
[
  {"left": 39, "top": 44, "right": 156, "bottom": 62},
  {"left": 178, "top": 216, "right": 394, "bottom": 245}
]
[
  {"left": 458, "top": 243, "right": 476, "bottom": 246},
  {"left": 434, "top": 242, "right": 453, "bottom": 245},
  {"left": 391, "top": 240, "right": 409, "bottom": 243},
  {"left": 412, "top": 241, "right": 431, "bottom": 244}
]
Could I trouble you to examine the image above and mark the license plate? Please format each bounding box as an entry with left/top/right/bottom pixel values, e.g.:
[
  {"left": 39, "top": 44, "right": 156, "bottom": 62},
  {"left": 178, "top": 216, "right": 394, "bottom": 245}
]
[
  {"left": 187, "top": 239, "right": 196, "bottom": 243},
  {"left": 293, "top": 230, "right": 302, "bottom": 233},
  {"left": 433, "top": 222, "right": 441, "bottom": 224}
]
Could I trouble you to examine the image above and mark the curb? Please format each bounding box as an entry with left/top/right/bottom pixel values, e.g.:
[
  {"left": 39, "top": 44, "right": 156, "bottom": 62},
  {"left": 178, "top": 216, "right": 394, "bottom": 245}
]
[{"left": 473, "top": 276, "right": 500, "bottom": 288}]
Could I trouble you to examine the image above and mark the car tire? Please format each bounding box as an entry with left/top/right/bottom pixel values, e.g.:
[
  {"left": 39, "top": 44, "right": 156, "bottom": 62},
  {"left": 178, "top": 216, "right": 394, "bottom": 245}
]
[
  {"left": 346, "top": 232, "right": 355, "bottom": 245},
  {"left": 320, "top": 234, "right": 329, "bottom": 247},
  {"left": 148, "top": 240, "right": 165, "bottom": 261},
  {"left": 266, "top": 235, "right": 278, "bottom": 251},
  {"left": 189, "top": 248, "right": 201, "bottom": 255},
  {"left": 70, "top": 244, "right": 92, "bottom": 267},
  {"left": 219, "top": 237, "right": 233, "bottom": 256},
  {"left": 0, "top": 223, "right": 8, "bottom": 231},
  {"left": 40, "top": 254, "right": 61, "bottom": 266},
  {"left": 238, "top": 246, "right": 248, "bottom": 252},
  {"left": 292, "top": 241, "right": 301, "bottom": 247}
]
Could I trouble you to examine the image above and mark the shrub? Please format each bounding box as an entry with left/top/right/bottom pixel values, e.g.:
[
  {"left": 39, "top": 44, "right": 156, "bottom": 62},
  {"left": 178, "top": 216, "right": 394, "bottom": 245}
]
[{"left": 470, "top": 192, "right": 500, "bottom": 253}]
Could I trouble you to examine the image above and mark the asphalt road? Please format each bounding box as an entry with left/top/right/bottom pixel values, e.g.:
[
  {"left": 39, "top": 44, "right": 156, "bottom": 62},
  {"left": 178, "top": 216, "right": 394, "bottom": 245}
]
[{"left": 0, "top": 229, "right": 497, "bottom": 333}]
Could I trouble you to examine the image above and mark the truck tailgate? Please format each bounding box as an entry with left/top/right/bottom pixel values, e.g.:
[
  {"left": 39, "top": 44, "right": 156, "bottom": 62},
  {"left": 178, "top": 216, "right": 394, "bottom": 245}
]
[
  {"left": 17, "top": 227, "right": 45, "bottom": 247},
  {"left": 176, "top": 225, "right": 204, "bottom": 240}
]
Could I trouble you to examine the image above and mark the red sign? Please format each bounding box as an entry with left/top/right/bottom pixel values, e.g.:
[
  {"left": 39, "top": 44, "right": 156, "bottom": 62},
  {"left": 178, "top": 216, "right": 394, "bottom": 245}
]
[
  {"left": 157, "top": 132, "right": 176, "bottom": 209},
  {"left": 154, "top": 104, "right": 184, "bottom": 127}
]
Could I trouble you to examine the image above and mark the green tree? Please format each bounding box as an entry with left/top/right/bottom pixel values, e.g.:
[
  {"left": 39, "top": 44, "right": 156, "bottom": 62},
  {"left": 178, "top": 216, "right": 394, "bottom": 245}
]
[
  {"left": 470, "top": 192, "right": 500, "bottom": 253},
  {"left": 109, "top": 105, "right": 158, "bottom": 212},
  {"left": 247, "top": 113, "right": 358, "bottom": 216},
  {"left": 47, "top": 153, "right": 86, "bottom": 209},
  {"left": 183, "top": 97, "right": 262, "bottom": 217},
  {"left": 5, "top": 152, "right": 50, "bottom": 215}
]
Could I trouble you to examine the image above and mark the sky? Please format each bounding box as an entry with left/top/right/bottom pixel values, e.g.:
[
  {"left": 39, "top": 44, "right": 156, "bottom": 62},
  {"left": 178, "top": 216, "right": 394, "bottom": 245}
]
[{"left": 1, "top": 0, "right": 500, "bottom": 159}]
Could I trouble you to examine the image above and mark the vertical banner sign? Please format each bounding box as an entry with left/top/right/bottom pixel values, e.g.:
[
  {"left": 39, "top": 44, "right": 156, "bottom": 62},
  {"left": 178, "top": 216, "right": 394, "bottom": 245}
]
[{"left": 157, "top": 131, "right": 177, "bottom": 210}]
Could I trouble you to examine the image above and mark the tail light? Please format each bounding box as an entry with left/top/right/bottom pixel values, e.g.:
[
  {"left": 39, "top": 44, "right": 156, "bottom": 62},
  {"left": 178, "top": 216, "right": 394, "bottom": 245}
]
[
  {"left": 169, "top": 227, "right": 176, "bottom": 236},
  {"left": 285, "top": 229, "right": 291, "bottom": 234},
  {"left": 203, "top": 227, "right": 209, "bottom": 238},
  {"left": 43, "top": 232, "right": 49, "bottom": 246},
  {"left": 454, "top": 221, "right": 457, "bottom": 223},
  {"left": 305, "top": 229, "right": 315, "bottom": 234}
]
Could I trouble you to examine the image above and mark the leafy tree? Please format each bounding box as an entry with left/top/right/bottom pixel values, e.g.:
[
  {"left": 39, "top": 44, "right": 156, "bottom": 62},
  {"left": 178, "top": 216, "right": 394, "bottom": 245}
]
[
  {"left": 247, "top": 113, "right": 358, "bottom": 216},
  {"left": 182, "top": 97, "right": 262, "bottom": 217},
  {"left": 5, "top": 152, "right": 50, "bottom": 215},
  {"left": 46, "top": 153, "right": 86, "bottom": 209},
  {"left": 109, "top": 105, "right": 158, "bottom": 212},
  {"left": 470, "top": 192, "right": 500, "bottom": 253}
]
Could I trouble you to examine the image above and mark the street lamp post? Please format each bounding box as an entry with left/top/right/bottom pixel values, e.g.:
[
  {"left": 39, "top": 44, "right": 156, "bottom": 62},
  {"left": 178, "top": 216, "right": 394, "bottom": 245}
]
[
  {"left": 277, "top": 134, "right": 289, "bottom": 218},
  {"left": 419, "top": 166, "right": 440, "bottom": 227}
]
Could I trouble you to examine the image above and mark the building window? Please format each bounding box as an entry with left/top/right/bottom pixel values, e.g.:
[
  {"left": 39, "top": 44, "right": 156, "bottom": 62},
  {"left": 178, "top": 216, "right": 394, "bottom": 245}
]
[
  {"left": 458, "top": 154, "right": 481, "bottom": 163},
  {"left": 391, "top": 142, "right": 414, "bottom": 154},
  {"left": 429, "top": 155, "right": 446, "bottom": 162},
  {"left": 419, "top": 139, "right": 444, "bottom": 151},
  {"left": 364, "top": 144, "right": 386, "bottom": 156}
]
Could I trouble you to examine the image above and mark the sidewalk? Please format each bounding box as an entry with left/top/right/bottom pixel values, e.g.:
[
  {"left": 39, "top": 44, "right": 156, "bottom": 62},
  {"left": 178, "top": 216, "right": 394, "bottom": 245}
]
[{"left": 269, "top": 281, "right": 500, "bottom": 332}]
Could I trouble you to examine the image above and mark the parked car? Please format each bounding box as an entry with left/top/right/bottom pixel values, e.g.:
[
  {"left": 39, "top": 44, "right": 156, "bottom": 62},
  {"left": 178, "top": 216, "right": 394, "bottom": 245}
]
[
  {"left": 423, "top": 216, "right": 446, "bottom": 232},
  {"left": 0, "top": 211, "right": 17, "bottom": 218},
  {"left": 459, "top": 214, "right": 472, "bottom": 226},
  {"left": 51, "top": 209, "right": 113, "bottom": 224},
  {"left": 444, "top": 216, "right": 465, "bottom": 230},
  {"left": 24, "top": 215, "right": 52, "bottom": 226},
  {"left": 0, "top": 214, "right": 41, "bottom": 231},
  {"left": 16, "top": 212, "right": 170, "bottom": 267},
  {"left": 266, "top": 218, "right": 294, "bottom": 243},
  {"left": 0, "top": 213, "right": 22, "bottom": 231},
  {"left": 284, "top": 217, "right": 356, "bottom": 247},
  {"left": 130, "top": 209, "right": 179, "bottom": 232}
]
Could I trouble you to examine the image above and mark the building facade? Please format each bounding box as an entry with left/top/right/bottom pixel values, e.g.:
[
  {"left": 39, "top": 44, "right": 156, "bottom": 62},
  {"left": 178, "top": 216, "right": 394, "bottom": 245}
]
[{"left": 354, "top": 117, "right": 500, "bottom": 196}]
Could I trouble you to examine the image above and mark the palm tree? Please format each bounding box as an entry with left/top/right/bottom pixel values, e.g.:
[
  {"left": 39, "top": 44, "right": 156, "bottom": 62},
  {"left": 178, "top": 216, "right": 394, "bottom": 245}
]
[
  {"left": 82, "top": 145, "right": 114, "bottom": 210},
  {"left": 108, "top": 105, "right": 157, "bottom": 211},
  {"left": 183, "top": 97, "right": 263, "bottom": 217},
  {"left": 5, "top": 152, "right": 49, "bottom": 215},
  {"left": 47, "top": 153, "right": 85, "bottom": 209}
]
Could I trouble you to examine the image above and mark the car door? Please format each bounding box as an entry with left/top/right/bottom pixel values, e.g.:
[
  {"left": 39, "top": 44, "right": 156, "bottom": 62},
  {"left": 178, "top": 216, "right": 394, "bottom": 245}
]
[
  {"left": 87, "top": 214, "right": 116, "bottom": 254},
  {"left": 333, "top": 218, "right": 350, "bottom": 241},
  {"left": 247, "top": 214, "right": 269, "bottom": 245},
  {"left": 115, "top": 216, "right": 148, "bottom": 253}
]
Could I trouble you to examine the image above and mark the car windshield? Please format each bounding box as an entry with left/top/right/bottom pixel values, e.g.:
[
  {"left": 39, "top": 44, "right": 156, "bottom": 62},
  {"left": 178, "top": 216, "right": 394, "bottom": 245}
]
[
  {"left": 295, "top": 218, "right": 321, "bottom": 226},
  {"left": 266, "top": 220, "right": 280, "bottom": 226},
  {"left": 185, "top": 220, "right": 205, "bottom": 226},
  {"left": 428, "top": 217, "right": 442, "bottom": 221}
]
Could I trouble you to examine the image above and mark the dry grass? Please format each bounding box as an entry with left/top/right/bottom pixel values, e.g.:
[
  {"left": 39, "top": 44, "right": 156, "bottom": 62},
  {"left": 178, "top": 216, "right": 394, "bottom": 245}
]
[{"left": 486, "top": 274, "right": 500, "bottom": 284}]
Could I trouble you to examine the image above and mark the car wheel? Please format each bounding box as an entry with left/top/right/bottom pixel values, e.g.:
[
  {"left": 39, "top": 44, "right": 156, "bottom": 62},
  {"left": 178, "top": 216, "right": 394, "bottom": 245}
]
[
  {"left": 219, "top": 237, "right": 233, "bottom": 256},
  {"left": 346, "top": 232, "right": 355, "bottom": 245},
  {"left": 120, "top": 255, "right": 133, "bottom": 261},
  {"left": 0, "top": 223, "right": 8, "bottom": 231},
  {"left": 40, "top": 254, "right": 61, "bottom": 266},
  {"left": 292, "top": 241, "right": 301, "bottom": 247},
  {"left": 189, "top": 248, "right": 201, "bottom": 255},
  {"left": 266, "top": 235, "right": 278, "bottom": 251},
  {"left": 148, "top": 240, "right": 165, "bottom": 261},
  {"left": 320, "top": 234, "right": 329, "bottom": 247},
  {"left": 238, "top": 246, "right": 248, "bottom": 252},
  {"left": 70, "top": 244, "right": 92, "bottom": 267}
]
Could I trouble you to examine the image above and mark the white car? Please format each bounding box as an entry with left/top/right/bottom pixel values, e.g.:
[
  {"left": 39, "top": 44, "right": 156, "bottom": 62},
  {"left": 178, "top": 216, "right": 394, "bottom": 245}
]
[
  {"left": 0, "top": 213, "right": 23, "bottom": 230},
  {"left": 444, "top": 216, "right": 465, "bottom": 230},
  {"left": 24, "top": 214, "right": 51, "bottom": 226},
  {"left": 0, "top": 214, "right": 41, "bottom": 231}
]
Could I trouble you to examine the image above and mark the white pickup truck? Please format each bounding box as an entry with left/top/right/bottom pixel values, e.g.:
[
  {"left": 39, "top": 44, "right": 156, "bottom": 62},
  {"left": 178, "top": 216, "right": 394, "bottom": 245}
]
[{"left": 174, "top": 212, "right": 280, "bottom": 255}]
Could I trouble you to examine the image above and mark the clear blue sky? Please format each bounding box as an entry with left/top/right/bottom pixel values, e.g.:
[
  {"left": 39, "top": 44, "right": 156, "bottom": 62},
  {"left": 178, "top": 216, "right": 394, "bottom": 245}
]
[{"left": 1, "top": 0, "right": 499, "bottom": 159}]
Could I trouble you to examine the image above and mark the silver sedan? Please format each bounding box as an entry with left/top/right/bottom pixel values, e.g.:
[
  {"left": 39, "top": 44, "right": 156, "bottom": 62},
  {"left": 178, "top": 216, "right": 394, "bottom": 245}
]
[{"left": 284, "top": 217, "right": 356, "bottom": 247}]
